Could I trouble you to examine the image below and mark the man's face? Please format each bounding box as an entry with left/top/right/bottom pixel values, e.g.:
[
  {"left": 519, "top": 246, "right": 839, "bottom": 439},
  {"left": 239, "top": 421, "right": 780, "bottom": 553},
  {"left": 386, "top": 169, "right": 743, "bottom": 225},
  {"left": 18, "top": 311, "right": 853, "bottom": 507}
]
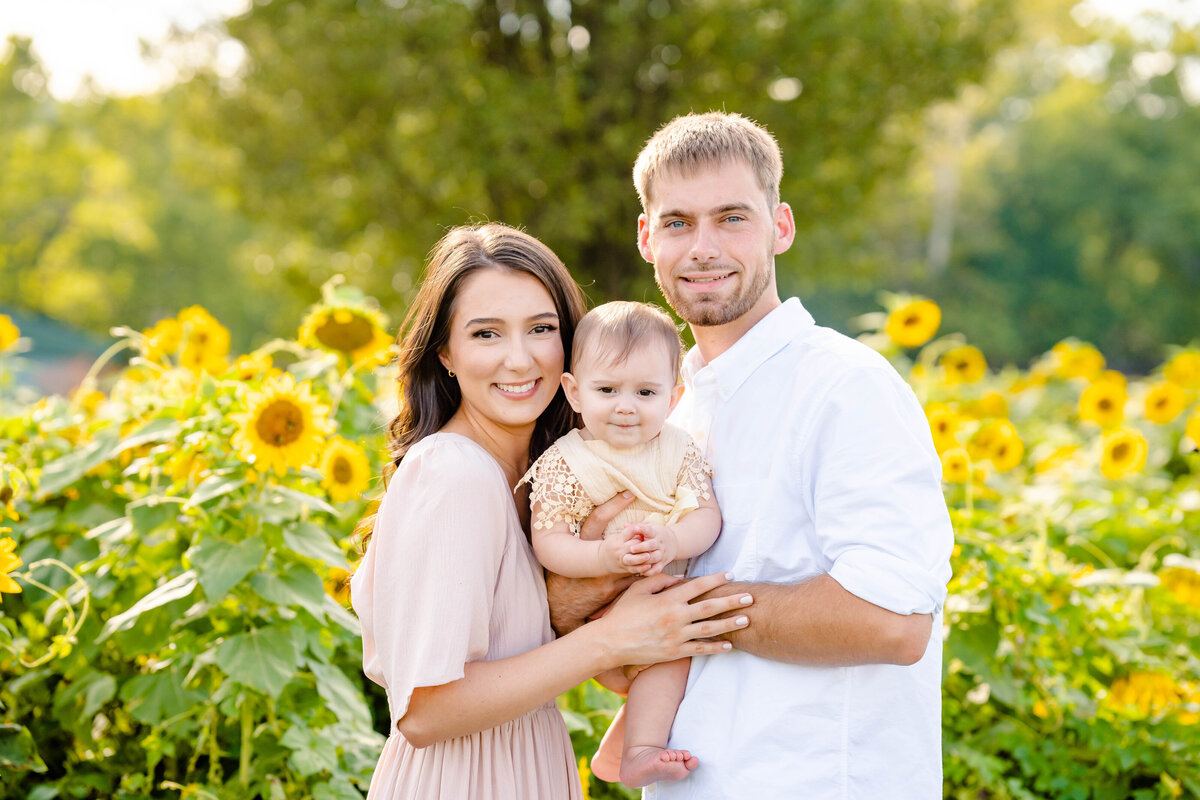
[{"left": 638, "top": 160, "right": 794, "bottom": 329}]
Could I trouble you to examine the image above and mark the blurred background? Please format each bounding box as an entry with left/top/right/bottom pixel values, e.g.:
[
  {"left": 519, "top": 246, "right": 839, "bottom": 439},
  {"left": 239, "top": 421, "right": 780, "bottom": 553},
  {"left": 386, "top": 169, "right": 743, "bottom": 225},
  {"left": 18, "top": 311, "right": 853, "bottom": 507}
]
[{"left": 2, "top": 0, "right": 1198, "bottom": 386}]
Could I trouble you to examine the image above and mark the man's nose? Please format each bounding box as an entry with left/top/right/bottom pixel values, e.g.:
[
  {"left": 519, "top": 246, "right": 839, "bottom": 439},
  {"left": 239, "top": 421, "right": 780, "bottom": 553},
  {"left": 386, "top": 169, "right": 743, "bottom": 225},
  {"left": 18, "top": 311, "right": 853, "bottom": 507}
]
[{"left": 689, "top": 222, "right": 720, "bottom": 262}]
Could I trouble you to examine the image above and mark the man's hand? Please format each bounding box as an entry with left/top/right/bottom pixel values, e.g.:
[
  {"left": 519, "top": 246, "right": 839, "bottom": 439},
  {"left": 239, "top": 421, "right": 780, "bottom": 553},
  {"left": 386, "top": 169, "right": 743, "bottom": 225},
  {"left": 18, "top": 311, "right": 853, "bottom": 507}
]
[{"left": 547, "top": 491, "right": 637, "bottom": 634}]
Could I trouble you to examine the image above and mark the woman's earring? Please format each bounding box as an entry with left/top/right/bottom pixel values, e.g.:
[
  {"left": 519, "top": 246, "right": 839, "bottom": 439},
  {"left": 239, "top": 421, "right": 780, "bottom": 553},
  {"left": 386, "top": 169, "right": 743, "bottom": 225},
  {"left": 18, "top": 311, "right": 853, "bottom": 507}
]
[{"left": 447, "top": 369, "right": 455, "bottom": 378}]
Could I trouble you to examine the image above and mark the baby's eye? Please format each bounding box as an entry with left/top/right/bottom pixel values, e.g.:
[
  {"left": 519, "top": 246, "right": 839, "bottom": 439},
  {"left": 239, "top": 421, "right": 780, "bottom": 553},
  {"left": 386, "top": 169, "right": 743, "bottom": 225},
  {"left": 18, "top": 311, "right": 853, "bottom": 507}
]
[
  {"left": 597, "top": 386, "right": 616, "bottom": 394},
  {"left": 637, "top": 389, "right": 656, "bottom": 397}
]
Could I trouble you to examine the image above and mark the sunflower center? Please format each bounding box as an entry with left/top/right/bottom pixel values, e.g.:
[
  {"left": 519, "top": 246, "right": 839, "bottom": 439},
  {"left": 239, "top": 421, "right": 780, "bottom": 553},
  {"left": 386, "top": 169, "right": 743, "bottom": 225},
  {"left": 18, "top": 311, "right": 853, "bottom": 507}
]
[
  {"left": 1098, "top": 398, "right": 1112, "bottom": 411},
  {"left": 0, "top": 486, "right": 12, "bottom": 504},
  {"left": 904, "top": 314, "right": 920, "bottom": 327},
  {"left": 315, "top": 313, "right": 375, "bottom": 353},
  {"left": 1112, "top": 442, "right": 1130, "bottom": 461},
  {"left": 255, "top": 399, "right": 306, "bottom": 446},
  {"left": 331, "top": 455, "right": 355, "bottom": 484}
]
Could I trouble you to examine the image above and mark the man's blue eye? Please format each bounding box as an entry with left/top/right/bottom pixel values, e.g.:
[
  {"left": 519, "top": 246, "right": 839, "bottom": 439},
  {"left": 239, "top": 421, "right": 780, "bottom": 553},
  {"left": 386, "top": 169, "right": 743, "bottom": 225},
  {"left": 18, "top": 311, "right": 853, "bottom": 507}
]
[{"left": 667, "top": 220, "right": 686, "bottom": 229}]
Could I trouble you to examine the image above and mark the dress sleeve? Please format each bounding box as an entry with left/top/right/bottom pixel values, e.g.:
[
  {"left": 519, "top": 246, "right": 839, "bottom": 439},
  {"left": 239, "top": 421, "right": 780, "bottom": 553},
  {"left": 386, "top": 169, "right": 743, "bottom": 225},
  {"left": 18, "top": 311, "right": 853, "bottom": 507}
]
[
  {"left": 524, "top": 444, "right": 591, "bottom": 536},
  {"left": 676, "top": 435, "right": 714, "bottom": 501},
  {"left": 801, "top": 366, "right": 954, "bottom": 616},
  {"left": 350, "top": 438, "right": 510, "bottom": 724}
]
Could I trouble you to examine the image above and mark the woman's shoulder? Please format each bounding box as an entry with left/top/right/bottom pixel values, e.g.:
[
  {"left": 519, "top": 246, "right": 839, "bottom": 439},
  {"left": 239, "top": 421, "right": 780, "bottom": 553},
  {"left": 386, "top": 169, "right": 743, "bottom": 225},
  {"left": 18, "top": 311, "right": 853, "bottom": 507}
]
[{"left": 392, "top": 432, "right": 507, "bottom": 492}]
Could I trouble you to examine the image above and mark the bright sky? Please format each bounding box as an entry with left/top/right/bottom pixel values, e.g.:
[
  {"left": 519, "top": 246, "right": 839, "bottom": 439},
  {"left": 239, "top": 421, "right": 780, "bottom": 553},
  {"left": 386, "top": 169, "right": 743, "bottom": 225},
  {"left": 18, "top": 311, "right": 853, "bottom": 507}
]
[
  {"left": 1, "top": 0, "right": 1198, "bottom": 100},
  {"left": 0, "top": 0, "right": 249, "bottom": 99}
]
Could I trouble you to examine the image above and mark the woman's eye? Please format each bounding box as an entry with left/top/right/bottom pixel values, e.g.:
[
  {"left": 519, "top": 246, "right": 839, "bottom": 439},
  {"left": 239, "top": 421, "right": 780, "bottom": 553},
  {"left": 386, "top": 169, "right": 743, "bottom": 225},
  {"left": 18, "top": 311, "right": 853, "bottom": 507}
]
[
  {"left": 531, "top": 324, "right": 558, "bottom": 335},
  {"left": 472, "top": 329, "right": 497, "bottom": 339}
]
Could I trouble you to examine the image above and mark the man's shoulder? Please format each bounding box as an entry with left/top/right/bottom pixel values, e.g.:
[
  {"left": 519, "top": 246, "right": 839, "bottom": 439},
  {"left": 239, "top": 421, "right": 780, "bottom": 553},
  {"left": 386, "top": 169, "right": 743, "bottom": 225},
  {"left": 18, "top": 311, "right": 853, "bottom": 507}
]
[{"left": 776, "top": 322, "right": 900, "bottom": 386}]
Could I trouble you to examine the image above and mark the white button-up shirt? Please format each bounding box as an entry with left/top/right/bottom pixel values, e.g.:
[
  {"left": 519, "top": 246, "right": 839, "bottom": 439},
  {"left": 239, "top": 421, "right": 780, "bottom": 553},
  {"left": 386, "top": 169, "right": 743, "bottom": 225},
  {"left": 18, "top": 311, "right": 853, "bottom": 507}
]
[{"left": 652, "top": 298, "right": 953, "bottom": 800}]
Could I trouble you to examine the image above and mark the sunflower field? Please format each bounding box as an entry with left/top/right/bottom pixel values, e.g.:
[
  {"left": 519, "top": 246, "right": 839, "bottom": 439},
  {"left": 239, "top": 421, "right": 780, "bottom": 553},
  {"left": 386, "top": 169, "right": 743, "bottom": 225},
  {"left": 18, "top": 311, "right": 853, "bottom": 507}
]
[{"left": 1, "top": 286, "right": 1199, "bottom": 800}]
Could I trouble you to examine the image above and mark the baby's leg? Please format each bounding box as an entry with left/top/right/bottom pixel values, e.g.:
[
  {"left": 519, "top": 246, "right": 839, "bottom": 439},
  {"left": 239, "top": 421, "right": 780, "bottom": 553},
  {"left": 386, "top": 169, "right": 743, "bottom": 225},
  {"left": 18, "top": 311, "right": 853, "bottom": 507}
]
[
  {"left": 619, "top": 658, "right": 695, "bottom": 787},
  {"left": 589, "top": 705, "right": 625, "bottom": 783}
]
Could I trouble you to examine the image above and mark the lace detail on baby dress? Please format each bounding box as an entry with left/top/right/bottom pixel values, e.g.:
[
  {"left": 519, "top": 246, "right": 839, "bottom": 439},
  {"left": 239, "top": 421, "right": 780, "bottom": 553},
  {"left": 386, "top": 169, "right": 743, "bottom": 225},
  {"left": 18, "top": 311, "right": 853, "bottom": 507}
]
[
  {"left": 525, "top": 444, "right": 595, "bottom": 536},
  {"left": 676, "top": 437, "right": 714, "bottom": 502}
]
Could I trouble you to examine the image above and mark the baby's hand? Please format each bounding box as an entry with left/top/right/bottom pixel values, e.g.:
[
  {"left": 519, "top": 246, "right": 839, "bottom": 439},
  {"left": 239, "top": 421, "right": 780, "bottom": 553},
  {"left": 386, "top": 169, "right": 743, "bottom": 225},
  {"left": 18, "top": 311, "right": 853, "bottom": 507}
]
[
  {"left": 600, "top": 528, "right": 650, "bottom": 575},
  {"left": 620, "top": 523, "right": 679, "bottom": 576}
]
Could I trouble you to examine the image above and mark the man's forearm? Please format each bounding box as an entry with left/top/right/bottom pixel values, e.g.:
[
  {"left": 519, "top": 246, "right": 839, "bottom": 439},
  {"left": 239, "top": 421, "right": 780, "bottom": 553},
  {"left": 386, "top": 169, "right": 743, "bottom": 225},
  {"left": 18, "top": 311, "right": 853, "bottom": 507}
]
[
  {"left": 545, "top": 571, "right": 634, "bottom": 635},
  {"left": 704, "top": 574, "right": 933, "bottom": 667}
]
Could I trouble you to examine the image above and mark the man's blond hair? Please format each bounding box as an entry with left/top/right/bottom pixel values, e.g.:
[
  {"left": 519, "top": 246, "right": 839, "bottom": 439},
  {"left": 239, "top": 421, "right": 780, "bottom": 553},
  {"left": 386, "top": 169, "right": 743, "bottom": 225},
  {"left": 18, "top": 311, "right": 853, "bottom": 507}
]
[{"left": 633, "top": 111, "right": 783, "bottom": 210}]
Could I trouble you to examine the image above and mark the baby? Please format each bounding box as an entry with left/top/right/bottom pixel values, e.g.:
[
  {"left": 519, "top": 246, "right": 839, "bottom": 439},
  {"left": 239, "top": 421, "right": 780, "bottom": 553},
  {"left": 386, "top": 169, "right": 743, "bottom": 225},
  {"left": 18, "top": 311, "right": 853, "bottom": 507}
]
[{"left": 522, "top": 301, "right": 721, "bottom": 787}]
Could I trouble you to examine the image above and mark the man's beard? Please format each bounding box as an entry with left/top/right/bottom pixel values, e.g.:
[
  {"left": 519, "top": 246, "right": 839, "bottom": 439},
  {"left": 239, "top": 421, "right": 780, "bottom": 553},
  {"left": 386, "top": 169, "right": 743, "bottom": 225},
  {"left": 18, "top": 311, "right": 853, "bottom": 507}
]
[{"left": 658, "top": 261, "right": 773, "bottom": 328}]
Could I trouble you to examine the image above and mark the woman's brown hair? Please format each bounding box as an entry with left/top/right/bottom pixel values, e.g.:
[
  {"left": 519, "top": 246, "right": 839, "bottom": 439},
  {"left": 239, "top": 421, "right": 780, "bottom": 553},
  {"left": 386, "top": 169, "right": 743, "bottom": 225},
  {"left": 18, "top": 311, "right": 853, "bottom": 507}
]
[{"left": 357, "top": 223, "right": 586, "bottom": 549}]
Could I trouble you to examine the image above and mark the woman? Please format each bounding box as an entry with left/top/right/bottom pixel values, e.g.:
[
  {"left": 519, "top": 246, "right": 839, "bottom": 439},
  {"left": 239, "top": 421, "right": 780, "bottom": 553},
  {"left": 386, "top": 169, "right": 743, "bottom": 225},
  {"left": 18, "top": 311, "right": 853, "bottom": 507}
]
[{"left": 350, "top": 222, "right": 751, "bottom": 799}]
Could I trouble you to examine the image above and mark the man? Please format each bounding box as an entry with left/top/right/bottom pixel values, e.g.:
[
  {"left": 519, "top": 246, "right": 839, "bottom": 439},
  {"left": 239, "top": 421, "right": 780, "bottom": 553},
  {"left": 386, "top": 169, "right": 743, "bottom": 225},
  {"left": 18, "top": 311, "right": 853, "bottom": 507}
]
[{"left": 551, "top": 112, "right": 953, "bottom": 798}]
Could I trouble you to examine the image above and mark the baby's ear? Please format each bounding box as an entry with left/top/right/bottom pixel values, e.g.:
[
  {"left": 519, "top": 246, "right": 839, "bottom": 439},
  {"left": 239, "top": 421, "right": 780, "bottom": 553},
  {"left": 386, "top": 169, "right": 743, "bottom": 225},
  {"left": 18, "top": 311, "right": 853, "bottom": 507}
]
[
  {"left": 561, "top": 372, "right": 583, "bottom": 412},
  {"left": 668, "top": 381, "right": 685, "bottom": 413}
]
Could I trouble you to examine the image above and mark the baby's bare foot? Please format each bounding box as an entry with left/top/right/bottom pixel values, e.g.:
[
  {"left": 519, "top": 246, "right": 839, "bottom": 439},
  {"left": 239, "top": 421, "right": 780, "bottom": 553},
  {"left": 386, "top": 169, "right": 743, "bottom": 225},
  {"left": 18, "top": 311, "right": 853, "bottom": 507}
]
[{"left": 619, "top": 745, "right": 698, "bottom": 787}]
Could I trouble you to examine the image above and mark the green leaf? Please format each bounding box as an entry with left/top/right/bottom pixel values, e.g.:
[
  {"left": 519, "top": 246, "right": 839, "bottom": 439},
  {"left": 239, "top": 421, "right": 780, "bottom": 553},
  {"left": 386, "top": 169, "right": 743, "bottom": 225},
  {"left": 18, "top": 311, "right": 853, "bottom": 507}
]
[
  {"left": 216, "top": 626, "right": 300, "bottom": 698},
  {"left": 189, "top": 536, "right": 268, "bottom": 600},
  {"left": 280, "top": 718, "right": 339, "bottom": 777},
  {"left": 35, "top": 428, "right": 121, "bottom": 499},
  {"left": 118, "top": 669, "right": 203, "bottom": 725},
  {"left": 117, "top": 417, "right": 182, "bottom": 452},
  {"left": 251, "top": 563, "right": 326, "bottom": 621},
  {"left": 283, "top": 521, "right": 348, "bottom": 569},
  {"left": 268, "top": 485, "right": 339, "bottom": 516},
  {"left": 323, "top": 595, "right": 361, "bottom": 635},
  {"left": 127, "top": 495, "right": 178, "bottom": 534},
  {"left": 308, "top": 661, "right": 372, "bottom": 732},
  {"left": 0, "top": 723, "right": 48, "bottom": 773},
  {"left": 185, "top": 474, "right": 247, "bottom": 509},
  {"left": 311, "top": 777, "right": 364, "bottom": 800},
  {"left": 559, "top": 707, "right": 593, "bottom": 735},
  {"left": 54, "top": 672, "right": 117, "bottom": 720},
  {"left": 85, "top": 516, "right": 133, "bottom": 545},
  {"left": 99, "top": 571, "right": 199, "bottom": 642}
]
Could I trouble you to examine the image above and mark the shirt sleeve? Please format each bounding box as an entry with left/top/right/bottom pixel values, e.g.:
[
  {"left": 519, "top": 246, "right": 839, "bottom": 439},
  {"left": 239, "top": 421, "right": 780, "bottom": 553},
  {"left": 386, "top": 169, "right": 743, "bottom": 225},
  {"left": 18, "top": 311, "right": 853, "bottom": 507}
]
[
  {"left": 349, "top": 438, "right": 509, "bottom": 724},
  {"left": 524, "top": 444, "right": 591, "bottom": 536},
  {"left": 801, "top": 366, "right": 953, "bottom": 616}
]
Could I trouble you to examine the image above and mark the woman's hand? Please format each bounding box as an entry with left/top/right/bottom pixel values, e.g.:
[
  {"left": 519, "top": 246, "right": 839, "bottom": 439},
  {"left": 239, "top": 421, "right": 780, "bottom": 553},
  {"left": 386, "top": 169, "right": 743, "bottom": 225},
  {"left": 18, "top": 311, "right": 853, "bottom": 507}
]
[{"left": 591, "top": 572, "right": 753, "bottom": 670}]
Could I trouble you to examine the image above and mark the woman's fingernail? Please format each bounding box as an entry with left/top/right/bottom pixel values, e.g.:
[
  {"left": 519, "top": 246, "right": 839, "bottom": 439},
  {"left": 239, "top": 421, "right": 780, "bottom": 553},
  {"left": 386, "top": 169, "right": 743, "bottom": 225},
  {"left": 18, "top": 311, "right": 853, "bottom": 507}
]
[
  {"left": 721, "top": 642, "right": 732, "bottom": 650},
  {"left": 735, "top": 616, "right": 749, "bottom": 626},
  {"left": 740, "top": 594, "right": 753, "bottom": 605},
  {"left": 724, "top": 572, "right": 735, "bottom": 580}
]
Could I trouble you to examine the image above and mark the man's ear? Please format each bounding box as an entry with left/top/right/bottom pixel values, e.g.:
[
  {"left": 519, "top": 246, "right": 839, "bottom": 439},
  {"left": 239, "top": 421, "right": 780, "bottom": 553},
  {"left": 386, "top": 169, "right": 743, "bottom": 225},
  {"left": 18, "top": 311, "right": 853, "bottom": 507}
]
[
  {"left": 772, "top": 202, "right": 797, "bottom": 256},
  {"left": 637, "top": 213, "right": 655, "bottom": 264},
  {"left": 561, "top": 372, "right": 583, "bottom": 413},
  {"left": 668, "top": 381, "right": 685, "bottom": 414}
]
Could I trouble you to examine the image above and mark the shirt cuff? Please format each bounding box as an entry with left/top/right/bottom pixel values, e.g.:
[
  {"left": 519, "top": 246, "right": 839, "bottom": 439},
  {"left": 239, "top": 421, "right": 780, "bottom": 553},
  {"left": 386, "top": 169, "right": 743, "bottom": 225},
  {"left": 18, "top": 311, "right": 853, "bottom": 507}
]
[{"left": 828, "top": 546, "right": 948, "bottom": 616}]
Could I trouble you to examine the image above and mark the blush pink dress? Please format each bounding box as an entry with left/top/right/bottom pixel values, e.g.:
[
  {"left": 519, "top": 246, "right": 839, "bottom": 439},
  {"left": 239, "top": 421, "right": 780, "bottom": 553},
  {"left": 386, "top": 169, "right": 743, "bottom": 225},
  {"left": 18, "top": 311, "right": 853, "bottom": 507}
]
[{"left": 350, "top": 432, "right": 582, "bottom": 800}]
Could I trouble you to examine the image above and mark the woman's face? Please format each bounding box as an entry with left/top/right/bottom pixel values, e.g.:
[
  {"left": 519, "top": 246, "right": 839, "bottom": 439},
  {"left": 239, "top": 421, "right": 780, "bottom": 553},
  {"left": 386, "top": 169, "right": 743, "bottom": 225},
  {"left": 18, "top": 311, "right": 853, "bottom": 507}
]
[{"left": 439, "top": 268, "right": 565, "bottom": 434}]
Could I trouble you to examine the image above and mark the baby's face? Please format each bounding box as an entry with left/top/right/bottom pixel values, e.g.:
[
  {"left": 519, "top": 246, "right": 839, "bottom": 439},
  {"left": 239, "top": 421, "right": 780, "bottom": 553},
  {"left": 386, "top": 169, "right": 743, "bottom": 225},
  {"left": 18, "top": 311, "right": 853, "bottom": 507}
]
[{"left": 563, "top": 340, "right": 681, "bottom": 448}]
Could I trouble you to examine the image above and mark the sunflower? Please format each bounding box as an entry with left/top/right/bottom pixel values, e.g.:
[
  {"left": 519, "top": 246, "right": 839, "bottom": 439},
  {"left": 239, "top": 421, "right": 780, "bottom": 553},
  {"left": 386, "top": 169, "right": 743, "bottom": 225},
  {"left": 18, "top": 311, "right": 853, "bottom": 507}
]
[
  {"left": 1078, "top": 380, "right": 1126, "bottom": 427},
  {"left": 299, "top": 305, "right": 393, "bottom": 367},
  {"left": 1099, "top": 427, "right": 1147, "bottom": 480},
  {"left": 324, "top": 566, "right": 353, "bottom": 606},
  {"left": 940, "top": 448, "right": 971, "bottom": 484},
  {"left": 1034, "top": 444, "right": 1079, "bottom": 474},
  {"left": 229, "top": 352, "right": 278, "bottom": 383},
  {"left": 1143, "top": 381, "right": 1186, "bottom": 425},
  {"left": 884, "top": 299, "right": 941, "bottom": 348},
  {"left": 1160, "top": 566, "right": 1200, "bottom": 609},
  {"left": 968, "top": 391, "right": 1009, "bottom": 420},
  {"left": 231, "top": 374, "right": 334, "bottom": 476},
  {"left": 925, "top": 404, "right": 961, "bottom": 454},
  {"left": 140, "top": 317, "right": 182, "bottom": 363},
  {"left": 1187, "top": 411, "right": 1200, "bottom": 450},
  {"left": 1164, "top": 350, "right": 1200, "bottom": 390},
  {"left": 0, "top": 314, "right": 21, "bottom": 353},
  {"left": 0, "top": 536, "right": 22, "bottom": 594},
  {"left": 941, "top": 346, "right": 987, "bottom": 384},
  {"left": 319, "top": 437, "right": 373, "bottom": 503},
  {"left": 1051, "top": 340, "right": 1105, "bottom": 380},
  {"left": 178, "top": 306, "right": 231, "bottom": 374},
  {"left": 968, "top": 420, "right": 1023, "bottom": 472},
  {"left": 1106, "top": 672, "right": 1182, "bottom": 717}
]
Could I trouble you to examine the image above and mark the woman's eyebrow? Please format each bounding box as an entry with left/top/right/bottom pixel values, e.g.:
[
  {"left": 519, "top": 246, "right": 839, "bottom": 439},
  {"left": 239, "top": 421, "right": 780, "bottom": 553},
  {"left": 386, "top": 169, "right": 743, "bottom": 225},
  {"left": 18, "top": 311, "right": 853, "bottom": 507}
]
[{"left": 464, "top": 312, "right": 559, "bottom": 327}]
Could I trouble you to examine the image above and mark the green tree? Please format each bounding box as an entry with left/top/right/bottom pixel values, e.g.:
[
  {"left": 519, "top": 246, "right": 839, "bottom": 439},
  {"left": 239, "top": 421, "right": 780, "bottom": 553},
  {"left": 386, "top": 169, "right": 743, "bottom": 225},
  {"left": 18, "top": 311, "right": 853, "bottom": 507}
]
[{"left": 185, "top": 0, "right": 1016, "bottom": 308}]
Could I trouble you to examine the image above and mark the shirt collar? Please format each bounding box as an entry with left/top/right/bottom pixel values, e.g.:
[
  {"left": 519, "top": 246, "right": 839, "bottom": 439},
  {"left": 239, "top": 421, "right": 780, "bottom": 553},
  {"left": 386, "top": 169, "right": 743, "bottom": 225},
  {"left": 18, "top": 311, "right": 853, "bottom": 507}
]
[{"left": 681, "top": 297, "right": 814, "bottom": 400}]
